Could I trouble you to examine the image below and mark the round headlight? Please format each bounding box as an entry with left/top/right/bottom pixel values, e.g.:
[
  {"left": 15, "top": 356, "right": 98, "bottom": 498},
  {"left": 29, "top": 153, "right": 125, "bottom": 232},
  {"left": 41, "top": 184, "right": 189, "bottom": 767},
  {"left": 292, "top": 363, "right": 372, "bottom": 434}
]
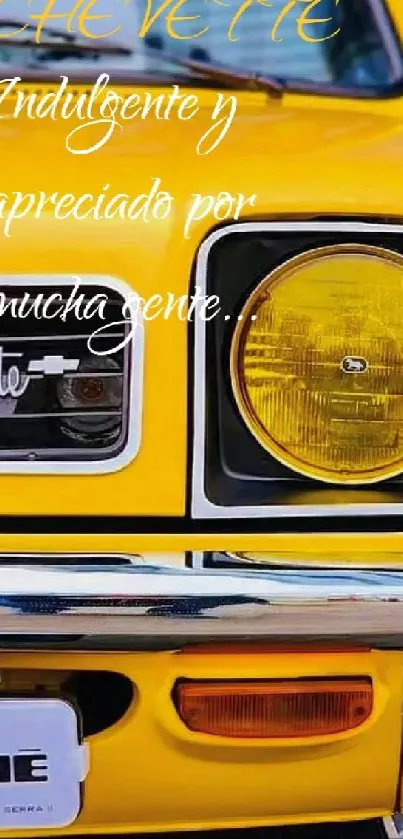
[{"left": 230, "top": 244, "right": 403, "bottom": 485}]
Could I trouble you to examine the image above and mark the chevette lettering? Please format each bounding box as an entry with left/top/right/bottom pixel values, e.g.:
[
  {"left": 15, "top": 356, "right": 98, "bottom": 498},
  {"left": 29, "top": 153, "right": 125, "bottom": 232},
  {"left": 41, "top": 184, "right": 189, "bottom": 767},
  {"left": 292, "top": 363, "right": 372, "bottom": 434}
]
[
  {"left": 0, "top": 348, "right": 80, "bottom": 399},
  {"left": 0, "top": 0, "right": 342, "bottom": 45}
]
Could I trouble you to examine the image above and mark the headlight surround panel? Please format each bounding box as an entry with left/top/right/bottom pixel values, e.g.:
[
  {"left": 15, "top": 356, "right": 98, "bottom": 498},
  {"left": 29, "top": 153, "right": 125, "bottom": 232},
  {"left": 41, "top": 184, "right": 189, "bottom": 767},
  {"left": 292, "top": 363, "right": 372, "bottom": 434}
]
[{"left": 200, "top": 225, "right": 403, "bottom": 511}]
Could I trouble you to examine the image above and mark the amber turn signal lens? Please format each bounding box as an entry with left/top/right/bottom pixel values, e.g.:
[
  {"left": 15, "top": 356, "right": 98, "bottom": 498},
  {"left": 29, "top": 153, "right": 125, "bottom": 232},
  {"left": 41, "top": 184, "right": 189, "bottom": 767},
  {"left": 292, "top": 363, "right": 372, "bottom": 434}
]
[
  {"left": 176, "top": 680, "right": 373, "bottom": 738},
  {"left": 230, "top": 244, "right": 403, "bottom": 485}
]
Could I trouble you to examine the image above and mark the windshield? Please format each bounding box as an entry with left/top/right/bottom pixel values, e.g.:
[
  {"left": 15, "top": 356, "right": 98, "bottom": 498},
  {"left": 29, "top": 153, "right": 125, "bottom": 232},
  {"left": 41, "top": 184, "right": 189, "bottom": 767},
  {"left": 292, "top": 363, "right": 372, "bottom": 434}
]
[{"left": 0, "top": 0, "right": 400, "bottom": 93}]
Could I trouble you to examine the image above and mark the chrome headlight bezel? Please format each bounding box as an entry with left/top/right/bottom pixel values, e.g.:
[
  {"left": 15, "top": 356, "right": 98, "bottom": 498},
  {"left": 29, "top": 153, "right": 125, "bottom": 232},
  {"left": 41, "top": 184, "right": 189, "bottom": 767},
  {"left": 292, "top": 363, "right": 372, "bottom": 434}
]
[{"left": 191, "top": 219, "right": 403, "bottom": 520}]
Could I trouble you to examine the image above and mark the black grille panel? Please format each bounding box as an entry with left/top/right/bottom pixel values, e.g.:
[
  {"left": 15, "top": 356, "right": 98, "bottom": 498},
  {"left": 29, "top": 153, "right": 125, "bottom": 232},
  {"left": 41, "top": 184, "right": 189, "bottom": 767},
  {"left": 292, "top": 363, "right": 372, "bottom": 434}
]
[{"left": 0, "top": 280, "right": 132, "bottom": 463}]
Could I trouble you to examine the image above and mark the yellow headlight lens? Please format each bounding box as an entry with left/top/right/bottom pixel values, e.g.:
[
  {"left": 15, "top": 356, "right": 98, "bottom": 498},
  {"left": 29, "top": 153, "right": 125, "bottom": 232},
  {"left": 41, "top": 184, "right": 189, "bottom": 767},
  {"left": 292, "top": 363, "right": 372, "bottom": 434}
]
[{"left": 230, "top": 244, "right": 403, "bottom": 484}]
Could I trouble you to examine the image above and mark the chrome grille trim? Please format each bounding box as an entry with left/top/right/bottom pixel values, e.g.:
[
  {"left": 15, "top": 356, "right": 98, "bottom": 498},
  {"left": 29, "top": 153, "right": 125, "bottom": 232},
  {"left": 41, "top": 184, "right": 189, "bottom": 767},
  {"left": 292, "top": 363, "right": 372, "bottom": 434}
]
[
  {"left": 0, "top": 333, "right": 126, "bottom": 343},
  {"left": 0, "top": 275, "right": 143, "bottom": 474},
  {"left": 22, "top": 372, "right": 124, "bottom": 379},
  {"left": 8, "top": 411, "right": 123, "bottom": 419},
  {"left": 0, "top": 553, "right": 139, "bottom": 565}
]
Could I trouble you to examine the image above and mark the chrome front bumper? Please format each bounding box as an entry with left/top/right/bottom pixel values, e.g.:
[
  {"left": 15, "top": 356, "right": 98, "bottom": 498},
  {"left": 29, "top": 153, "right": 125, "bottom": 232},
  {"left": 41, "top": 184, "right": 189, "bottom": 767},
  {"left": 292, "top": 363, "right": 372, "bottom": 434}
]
[{"left": 0, "top": 555, "right": 403, "bottom": 650}]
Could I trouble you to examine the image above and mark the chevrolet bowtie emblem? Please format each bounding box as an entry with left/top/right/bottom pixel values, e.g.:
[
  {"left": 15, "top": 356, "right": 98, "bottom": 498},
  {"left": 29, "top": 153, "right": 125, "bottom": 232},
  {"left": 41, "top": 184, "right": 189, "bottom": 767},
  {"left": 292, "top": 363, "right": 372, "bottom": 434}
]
[
  {"left": 27, "top": 356, "right": 80, "bottom": 376},
  {"left": 0, "top": 349, "right": 80, "bottom": 399}
]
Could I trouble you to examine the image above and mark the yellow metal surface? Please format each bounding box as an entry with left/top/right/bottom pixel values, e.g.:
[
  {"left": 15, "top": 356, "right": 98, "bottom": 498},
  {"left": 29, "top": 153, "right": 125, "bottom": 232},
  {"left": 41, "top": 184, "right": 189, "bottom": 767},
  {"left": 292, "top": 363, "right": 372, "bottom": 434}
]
[
  {"left": 0, "top": 647, "right": 399, "bottom": 836},
  {"left": 0, "top": 78, "right": 403, "bottom": 514},
  {"left": 1, "top": 531, "right": 403, "bottom": 554}
]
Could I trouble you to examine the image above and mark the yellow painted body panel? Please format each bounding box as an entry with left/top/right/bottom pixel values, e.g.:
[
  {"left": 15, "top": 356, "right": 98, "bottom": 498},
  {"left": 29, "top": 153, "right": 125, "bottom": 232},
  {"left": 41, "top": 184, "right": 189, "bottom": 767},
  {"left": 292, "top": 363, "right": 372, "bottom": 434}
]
[
  {"left": 0, "top": 79, "right": 403, "bottom": 514},
  {"left": 1, "top": 530, "right": 403, "bottom": 554},
  {"left": 0, "top": 647, "right": 399, "bottom": 836}
]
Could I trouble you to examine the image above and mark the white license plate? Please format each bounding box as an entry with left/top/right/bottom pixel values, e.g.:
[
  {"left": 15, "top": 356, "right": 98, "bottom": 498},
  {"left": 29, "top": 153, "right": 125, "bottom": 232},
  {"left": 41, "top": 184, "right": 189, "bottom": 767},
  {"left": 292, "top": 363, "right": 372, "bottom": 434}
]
[{"left": 0, "top": 698, "right": 88, "bottom": 830}]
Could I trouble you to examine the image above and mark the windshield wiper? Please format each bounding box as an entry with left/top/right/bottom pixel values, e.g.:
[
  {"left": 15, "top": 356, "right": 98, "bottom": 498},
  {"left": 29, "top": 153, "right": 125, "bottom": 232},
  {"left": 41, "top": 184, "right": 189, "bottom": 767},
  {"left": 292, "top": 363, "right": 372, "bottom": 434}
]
[
  {"left": 3, "top": 39, "right": 131, "bottom": 56},
  {"left": 144, "top": 43, "right": 284, "bottom": 95},
  {"left": 0, "top": 18, "right": 132, "bottom": 55},
  {"left": 175, "top": 56, "right": 284, "bottom": 94},
  {"left": 0, "top": 17, "right": 80, "bottom": 42},
  {"left": 0, "top": 19, "right": 281, "bottom": 88}
]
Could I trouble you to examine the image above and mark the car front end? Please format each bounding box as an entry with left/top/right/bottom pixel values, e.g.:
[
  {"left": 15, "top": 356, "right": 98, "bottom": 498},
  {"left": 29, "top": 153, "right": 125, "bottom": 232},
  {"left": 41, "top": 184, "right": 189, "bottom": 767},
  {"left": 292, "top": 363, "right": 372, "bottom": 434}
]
[{"left": 2, "top": 0, "right": 403, "bottom": 835}]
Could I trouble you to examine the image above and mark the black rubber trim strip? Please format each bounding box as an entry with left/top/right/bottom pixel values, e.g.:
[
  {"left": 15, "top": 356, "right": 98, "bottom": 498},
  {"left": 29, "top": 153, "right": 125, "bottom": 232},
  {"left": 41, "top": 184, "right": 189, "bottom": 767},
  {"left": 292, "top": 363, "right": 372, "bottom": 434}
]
[{"left": 0, "top": 515, "right": 400, "bottom": 534}]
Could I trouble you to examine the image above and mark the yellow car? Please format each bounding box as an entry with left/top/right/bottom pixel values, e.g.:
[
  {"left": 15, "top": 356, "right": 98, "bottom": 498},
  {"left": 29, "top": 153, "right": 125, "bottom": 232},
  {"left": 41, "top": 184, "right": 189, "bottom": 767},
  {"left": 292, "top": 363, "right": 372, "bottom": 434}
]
[{"left": 2, "top": 0, "right": 403, "bottom": 836}]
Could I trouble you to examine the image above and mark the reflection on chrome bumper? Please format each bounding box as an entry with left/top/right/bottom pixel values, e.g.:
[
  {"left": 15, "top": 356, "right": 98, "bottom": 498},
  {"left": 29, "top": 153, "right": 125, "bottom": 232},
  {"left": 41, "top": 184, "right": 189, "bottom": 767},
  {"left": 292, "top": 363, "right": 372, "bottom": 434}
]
[
  {"left": 384, "top": 815, "right": 403, "bottom": 839},
  {"left": 0, "top": 555, "right": 403, "bottom": 649}
]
